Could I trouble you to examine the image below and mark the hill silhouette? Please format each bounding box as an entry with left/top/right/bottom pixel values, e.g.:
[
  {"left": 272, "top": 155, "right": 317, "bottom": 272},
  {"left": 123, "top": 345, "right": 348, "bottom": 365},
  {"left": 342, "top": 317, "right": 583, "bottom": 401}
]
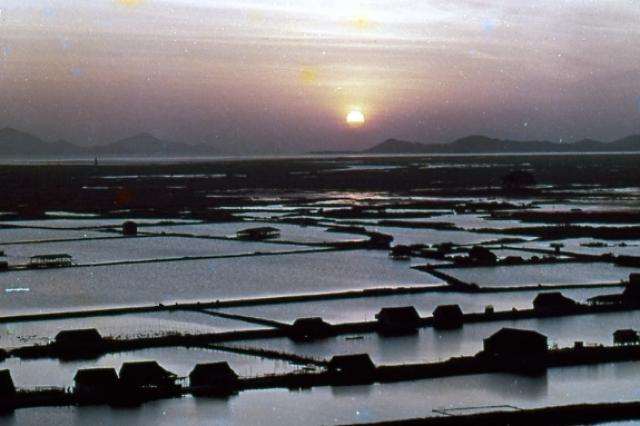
[
  {"left": 364, "top": 134, "right": 640, "bottom": 154},
  {"left": 0, "top": 128, "right": 216, "bottom": 158}
]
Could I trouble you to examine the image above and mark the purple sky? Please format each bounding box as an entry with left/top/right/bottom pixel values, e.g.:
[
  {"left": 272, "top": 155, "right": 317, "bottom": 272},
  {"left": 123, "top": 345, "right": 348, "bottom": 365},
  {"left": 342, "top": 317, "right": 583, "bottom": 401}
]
[{"left": 1, "top": 0, "right": 639, "bottom": 153}]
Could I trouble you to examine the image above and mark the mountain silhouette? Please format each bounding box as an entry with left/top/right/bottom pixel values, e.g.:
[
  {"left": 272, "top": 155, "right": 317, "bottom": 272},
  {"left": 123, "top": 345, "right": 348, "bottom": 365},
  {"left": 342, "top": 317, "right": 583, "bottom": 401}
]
[
  {"left": 0, "top": 128, "right": 216, "bottom": 158},
  {"left": 89, "top": 132, "right": 216, "bottom": 156},
  {"left": 364, "top": 134, "right": 640, "bottom": 154}
]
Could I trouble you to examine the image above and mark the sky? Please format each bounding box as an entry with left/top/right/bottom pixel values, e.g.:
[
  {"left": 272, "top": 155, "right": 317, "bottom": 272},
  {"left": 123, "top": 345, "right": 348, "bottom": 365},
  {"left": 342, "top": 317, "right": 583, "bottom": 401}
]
[{"left": 0, "top": 0, "right": 639, "bottom": 153}]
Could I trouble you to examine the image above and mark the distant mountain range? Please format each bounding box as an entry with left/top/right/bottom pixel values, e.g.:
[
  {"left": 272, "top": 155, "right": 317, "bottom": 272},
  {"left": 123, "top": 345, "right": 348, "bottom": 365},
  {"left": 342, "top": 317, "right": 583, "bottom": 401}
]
[
  {"left": 2, "top": 127, "right": 640, "bottom": 158},
  {"left": 0, "top": 128, "right": 217, "bottom": 158},
  {"left": 364, "top": 134, "right": 640, "bottom": 154}
]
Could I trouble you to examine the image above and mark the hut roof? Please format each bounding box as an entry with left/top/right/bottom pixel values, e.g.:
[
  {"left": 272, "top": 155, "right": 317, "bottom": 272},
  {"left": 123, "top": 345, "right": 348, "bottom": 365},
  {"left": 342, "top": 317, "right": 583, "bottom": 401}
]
[
  {"left": 292, "top": 317, "right": 331, "bottom": 329},
  {"left": 484, "top": 328, "right": 548, "bottom": 355},
  {"left": 533, "top": 292, "right": 577, "bottom": 308},
  {"left": 432, "top": 304, "right": 464, "bottom": 329},
  {"left": 0, "top": 369, "right": 16, "bottom": 395},
  {"left": 614, "top": 329, "right": 639, "bottom": 339},
  {"left": 433, "top": 304, "right": 463, "bottom": 317},
  {"left": 122, "top": 221, "right": 138, "bottom": 235},
  {"left": 328, "top": 354, "right": 376, "bottom": 372},
  {"left": 487, "top": 327, "right": 547, "bottom": 342},
  {"left": 189, "top": 362, "right": 238, "bottom": 383},
  {"left": 119, "top": 361, "right": 176, "bottom": 387},
  {"left": 375, "top": 306, "right": 420, "bottom": 323},
  {"left": 74, "top": 368, "right": 119, "bottom": 387},
  {"left": 55, "top": 328, "right": 103, "bottom": 346}
]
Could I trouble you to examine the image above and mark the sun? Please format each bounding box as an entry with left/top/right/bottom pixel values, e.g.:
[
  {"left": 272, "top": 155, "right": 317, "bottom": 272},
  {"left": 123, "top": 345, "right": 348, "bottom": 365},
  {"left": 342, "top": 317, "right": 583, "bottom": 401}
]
[{"left": 346, "top": 110, "right": 365, "bottom": 128}]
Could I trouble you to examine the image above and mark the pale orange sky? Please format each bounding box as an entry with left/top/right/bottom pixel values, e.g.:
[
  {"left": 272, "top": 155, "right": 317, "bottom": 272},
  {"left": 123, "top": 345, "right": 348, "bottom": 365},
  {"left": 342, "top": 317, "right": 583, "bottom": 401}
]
[{"left": 1, "top": 0, "right": 639, "bottom": 153}]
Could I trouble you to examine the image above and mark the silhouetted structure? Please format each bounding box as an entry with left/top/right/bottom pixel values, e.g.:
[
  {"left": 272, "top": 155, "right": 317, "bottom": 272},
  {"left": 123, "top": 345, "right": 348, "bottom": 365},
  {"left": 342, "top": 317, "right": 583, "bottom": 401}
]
[
  {"left": 550, "top": 243, "right": 564, "bottom": 254},
  {"left": 55, "top": 328, "right": 103, "bottom": 346},
  {"left": 613, "top": 329, "right": 640, "bottom": 345},
  {"left": 533, "top": 292, "right": 578, "bottom": 313},
  {"left": 0, "top": 369, "right": 16, "bottom": 412},
  {"left": 74, "top": 368, "right": 119, "bottom": 401},
  {"left": 236, "top": 226, "right": 280, "bottom": 240},
  {"left": 0, "top": 370, "right": 16, "bottom": 397},
  {"left": 616, "top": 256, "right": 640, "bottom": 267},
  {"left": 28, "top": 254, "right": 72, "bottom": 268},
  {"left": 482, "top": 328, "right": 548, "bottom": 375},
  {"left": 122, "top": 220, "right": 138, "bottom": 236},
  {"left": 367, "top": 231, "right": 394, "bottom": 249},
  {"left": 328, "top": 354, "right": 376, "bottom": 384},
  {"left": 623, "top": 275, "right": 640, "bottom": 305},
  {"left": 483, "top": 328, "right": 548, "bottom": 358},
  {"left": 390, "top": 245, "right": 411, "bottom": 260},
  {"left": 468, "top": 246, "right": 497, "bottom": 264},
  {"left": 376, "top": 306, "right": 420, "bottom": 335},
  {"left": 432, "top": 304, "right": 464, "bottom": 329},
  {"left": 289, "top": 317, "right": 333, "bottom": 341},
  {"left": 588, "top": 274, "right": 640, "bottom": 307},
  {"left": 54, "top": 329, "right": 104, "bottom": 358},
  {"left": 189, "top": 362, "right": 239, "bottom": 396},
  {"left": 119, "top": 361, "right": 177, "bottom": 390}
]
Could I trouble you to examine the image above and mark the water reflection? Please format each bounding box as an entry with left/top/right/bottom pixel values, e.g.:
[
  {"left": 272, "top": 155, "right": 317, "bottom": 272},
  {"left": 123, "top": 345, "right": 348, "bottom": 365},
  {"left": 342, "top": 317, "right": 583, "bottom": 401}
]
[{"left": 483, "top": 373, "right": 549, "bottom": 400}]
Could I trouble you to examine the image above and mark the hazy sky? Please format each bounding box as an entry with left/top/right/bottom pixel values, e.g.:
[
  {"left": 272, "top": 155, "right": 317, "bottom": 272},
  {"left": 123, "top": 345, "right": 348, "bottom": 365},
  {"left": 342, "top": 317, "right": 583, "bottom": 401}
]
[{"left": 1, "top": 0, "right": 639, "bottom": 153}]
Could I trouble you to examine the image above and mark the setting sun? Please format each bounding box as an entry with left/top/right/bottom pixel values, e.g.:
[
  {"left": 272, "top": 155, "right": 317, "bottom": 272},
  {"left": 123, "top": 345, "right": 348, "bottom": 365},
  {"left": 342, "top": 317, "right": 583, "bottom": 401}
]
[{"left": 346, "top": 110, "right": 365, "bottom": 128}]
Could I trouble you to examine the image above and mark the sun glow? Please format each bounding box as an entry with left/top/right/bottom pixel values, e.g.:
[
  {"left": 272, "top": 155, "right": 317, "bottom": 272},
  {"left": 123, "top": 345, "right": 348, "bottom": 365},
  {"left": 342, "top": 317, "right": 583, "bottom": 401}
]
[{"left": 346, "top": 110, "right": 365, "bottom": 128}]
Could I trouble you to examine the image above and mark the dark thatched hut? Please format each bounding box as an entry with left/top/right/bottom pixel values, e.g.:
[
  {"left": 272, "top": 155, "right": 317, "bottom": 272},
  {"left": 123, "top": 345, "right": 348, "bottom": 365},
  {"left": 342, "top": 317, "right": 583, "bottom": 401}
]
[
  {"left": 122, "top": 221, "right": 138, "bottom": 236},
  {"left": 375, "top": 306, "right": 420, "bottom": 335},
  {"left": 432, "top": 304, "right": 464, "bottom": 330},
  {"left": 189, "top": 362, "right": 239, "bottom": 396},
  {"left": 328, "top": 354, "right": 376, "bottom": 376},
  {"left": 289, "top": 317, "right": 334, "bottom": 341},
  {"left": 0, "top": 370, "right": 16, "bottom": 397},
  {"left": 533, "top": 292, "right": 578, "bottom": 313},
  {"left": 483, "top": 328, "right": 548, "bottom": 358},
  {"left": 55, "top": 329, "right": 103, "bottom": 347},
  {"left": 613, "top": 329, "right": 640, "bottom": 345},
  {"left": 119, "top": 361, "right": 177, "bottom": 389},
  {"left": 54, "top": 329, "right": 105, "bottom": 358},
  {"left": 74, "top": 368, "right": 120, "bottom": 400}
]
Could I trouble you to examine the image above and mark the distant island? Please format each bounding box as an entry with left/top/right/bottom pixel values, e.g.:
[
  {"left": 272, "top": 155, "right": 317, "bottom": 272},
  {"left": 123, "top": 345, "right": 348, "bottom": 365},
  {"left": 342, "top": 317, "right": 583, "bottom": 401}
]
[
  {"left": 0, "top": 128, "right": 217, "bottom": 158},
  {"left": 2, "top": 127, "right": 640, "bottom": 158},
  {"left": 363, "top": 134, "right": 640, "bottom": 154}
]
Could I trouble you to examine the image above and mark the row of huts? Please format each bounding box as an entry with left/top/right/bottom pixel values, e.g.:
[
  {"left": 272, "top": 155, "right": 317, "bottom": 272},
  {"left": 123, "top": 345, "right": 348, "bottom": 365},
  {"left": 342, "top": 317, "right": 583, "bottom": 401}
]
[{"left": 0, "top": 326, "right": 555, "bottom": 405}]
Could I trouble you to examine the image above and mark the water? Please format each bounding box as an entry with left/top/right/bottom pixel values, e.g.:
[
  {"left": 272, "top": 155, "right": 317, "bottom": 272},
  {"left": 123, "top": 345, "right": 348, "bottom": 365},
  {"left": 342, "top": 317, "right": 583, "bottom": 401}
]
[
  {"left": 1, "top": 190, "right": 639, "bottom": 425},
  {"left": 221, "top": 287, "right": 611, "bottom": 324},
  {"left": 0, "top": 236, "right": 304, "bottom": 265},
  {"left": 366, "top": 226, "right": 515, "bottom": 246},
  {"left": 0, "top": 250, "right": 436, "bottom": 315},
  {"left": 142, "top": 221, "right": 367, "bottom": 244},
  {"left": 0, "top": 311, "right": 256, "bottom": 347},
  {"left": 245, "top": 310, "right": 640, "bottom": 365},
  {"left": 446, "top": 263, "right": 637, "bottom": 287},
  {"left": 5, "top": 362, "right": 640, "bottom": 426},
  {"left": 511, "top": 238, "right": 640, "bottom": 257},
  {"left": 1, "top": 346, "right": 297, "bottom": 388},
  {"left": 0, "top": 228, "right": 108, "bottom": 243}
]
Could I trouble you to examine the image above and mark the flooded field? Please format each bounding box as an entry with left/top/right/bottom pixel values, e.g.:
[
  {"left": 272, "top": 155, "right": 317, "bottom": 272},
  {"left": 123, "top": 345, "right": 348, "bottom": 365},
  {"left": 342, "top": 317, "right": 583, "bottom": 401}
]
[{"left": 1, "top": 154, "right": 640, "bottom": 425}]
